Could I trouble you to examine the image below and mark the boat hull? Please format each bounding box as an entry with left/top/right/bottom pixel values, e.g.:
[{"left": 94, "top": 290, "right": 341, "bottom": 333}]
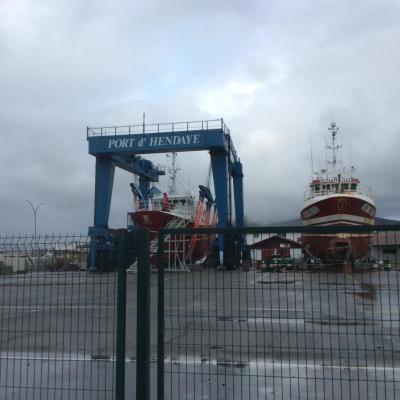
[
  {"left": 129, "top": 210, "right": 213, "bottom": 267},
  {"left": 300, "top": 194, "right": 376, "bottom": 262},
  {"left": 301, "top": 194, "right": 375, "bottom": 226}
]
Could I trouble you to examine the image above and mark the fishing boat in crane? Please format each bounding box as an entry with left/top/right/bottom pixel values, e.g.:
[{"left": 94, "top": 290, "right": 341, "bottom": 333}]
[
  {"left": 127, "top": 152, "right": 217, "bottom": 269},
  {"left": 300, "top": 122, "right": 376, "bottom": 263}
]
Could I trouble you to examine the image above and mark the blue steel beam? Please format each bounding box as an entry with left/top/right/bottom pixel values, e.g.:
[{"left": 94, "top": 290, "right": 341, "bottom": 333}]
[
  {"left": 111, "top": 155, "right": 164, "bottom": 182},
  {"left": 94, "top": 157, "right": 115, "bottom": 228},
  {"left": 210, "top": 151, "right": 229, "bottom": 228},
  {"left": 210, "top": 151, "right": 229, "bottom": 266},
  {"left": 232, "top": 161, "right": 244, "bottom": 228},
  {"left": 89, "top": 157, "right": 115, "bottom": 271},
  {"left": 232, "top": 161, "right": 245, "bottom": 252},
  {"left": 88, "top": 125, "right": 239, "bottom": 170},
  {"left": 88, "top": 129, "right": 228, "bottom": 155}
]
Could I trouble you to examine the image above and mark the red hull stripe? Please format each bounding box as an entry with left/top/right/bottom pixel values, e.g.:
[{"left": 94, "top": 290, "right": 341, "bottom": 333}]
[{"left": 301, "top": 196, "right": 376, "bottom": 221}]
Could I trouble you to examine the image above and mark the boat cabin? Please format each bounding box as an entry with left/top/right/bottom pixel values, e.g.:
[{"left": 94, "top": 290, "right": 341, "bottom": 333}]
[
  {"left": 142, "top": 193, "right": 196, "bottom": 220},
  {"left": 151, "top": 197, "right": 192, "bottom": 209},
  {"left": 127, "top": 193, "right": 196, "bottom": 227},
  {"left": 305, "top": 176, "right": 371, "bottom": 200}
]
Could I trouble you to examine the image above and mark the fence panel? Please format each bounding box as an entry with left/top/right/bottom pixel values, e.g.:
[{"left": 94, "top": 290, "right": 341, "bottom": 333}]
[
  {"left": 157, "top": 226, "right": 400, "bottom": 399},
  {"left": 0, "top": 234, "right": 118, "bottom": 399}
]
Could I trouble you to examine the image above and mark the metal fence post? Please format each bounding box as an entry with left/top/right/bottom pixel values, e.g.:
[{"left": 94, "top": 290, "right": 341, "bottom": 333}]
[
  {"left": 137, "top": 227, "right": 151, "bottom": 400},
  {"left": 115, "top": 229, "right": 127, "bottom": 400},
  {"left": 157, "top": 232, "right": 165, "bottom": 400}
]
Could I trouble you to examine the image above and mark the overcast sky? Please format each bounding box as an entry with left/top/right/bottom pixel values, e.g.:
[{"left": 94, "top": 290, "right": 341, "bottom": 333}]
[{"left": 1, "top": 0, "right": 399, "bottom": 234}]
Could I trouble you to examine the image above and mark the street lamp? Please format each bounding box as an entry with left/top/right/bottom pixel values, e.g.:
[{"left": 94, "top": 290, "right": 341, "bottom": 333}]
[{"left": 25, "top": 200, "right": 44, "bottom": 245}]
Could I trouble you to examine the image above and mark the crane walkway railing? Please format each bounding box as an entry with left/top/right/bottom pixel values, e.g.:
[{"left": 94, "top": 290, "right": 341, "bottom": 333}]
[{"left": 87, "top": 118, "right": 230, "bottom": 138}]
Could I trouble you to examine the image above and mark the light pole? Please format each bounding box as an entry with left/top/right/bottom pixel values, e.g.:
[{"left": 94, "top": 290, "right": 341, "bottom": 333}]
[{"left": 25, "top": 200, "right": 44, "bottom": 250}]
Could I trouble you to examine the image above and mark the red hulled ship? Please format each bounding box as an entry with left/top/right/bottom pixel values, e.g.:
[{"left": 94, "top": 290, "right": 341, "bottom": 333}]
[
  {"left": 300, "top": 122, "right": 376, "bottom": 262},
  {"left": 127, "top": 153, "right": 217, "bottom": 269}
]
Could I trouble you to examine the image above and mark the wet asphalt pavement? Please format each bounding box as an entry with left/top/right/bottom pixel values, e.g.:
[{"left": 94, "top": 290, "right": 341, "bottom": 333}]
[{"left": 0, "top": 268, "right": 399, "bottom": 399}]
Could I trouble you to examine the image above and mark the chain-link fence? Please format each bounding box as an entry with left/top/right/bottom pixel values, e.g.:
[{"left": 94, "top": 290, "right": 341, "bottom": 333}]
[
  {"left": 2, "top": 226, "right": 400, "bottom": 399},
  {"left": 0, "top": 234, "right": 118, "bottom": 399},
  {"left": 157, "top": 225, "right": 400, "bottom": 400}
]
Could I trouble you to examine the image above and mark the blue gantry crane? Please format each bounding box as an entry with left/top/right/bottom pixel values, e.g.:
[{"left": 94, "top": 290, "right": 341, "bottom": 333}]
[{"left": 87, "top": 118, "right": 244, "bottom": 270}]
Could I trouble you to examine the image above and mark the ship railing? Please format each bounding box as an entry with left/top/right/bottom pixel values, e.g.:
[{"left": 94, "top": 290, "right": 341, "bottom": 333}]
[
  {"left": 128, "top": 200, "right": 195, "bottom": 220},
  {"left": 304, "top": 184, "right": 372, "bottom": 200},
  {"left": 226, "top": 133, "right": 238, "bottom": 163},
  {"left": 87, "top": 118, "right": 230, "bottom": 138}
]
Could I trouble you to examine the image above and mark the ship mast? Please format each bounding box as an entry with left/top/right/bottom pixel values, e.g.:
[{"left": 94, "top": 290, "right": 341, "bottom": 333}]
[
  {"left": 326, "top": 122, "right": 341, "bottom": 175},
  {"left": 166, "top": 152, "right": 180, "bottom": 194}
]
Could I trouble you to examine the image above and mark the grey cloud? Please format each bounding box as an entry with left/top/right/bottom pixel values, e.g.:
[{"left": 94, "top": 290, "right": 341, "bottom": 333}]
[{"left": 0, "top": 0, "right": 399, "bottom": 234}]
